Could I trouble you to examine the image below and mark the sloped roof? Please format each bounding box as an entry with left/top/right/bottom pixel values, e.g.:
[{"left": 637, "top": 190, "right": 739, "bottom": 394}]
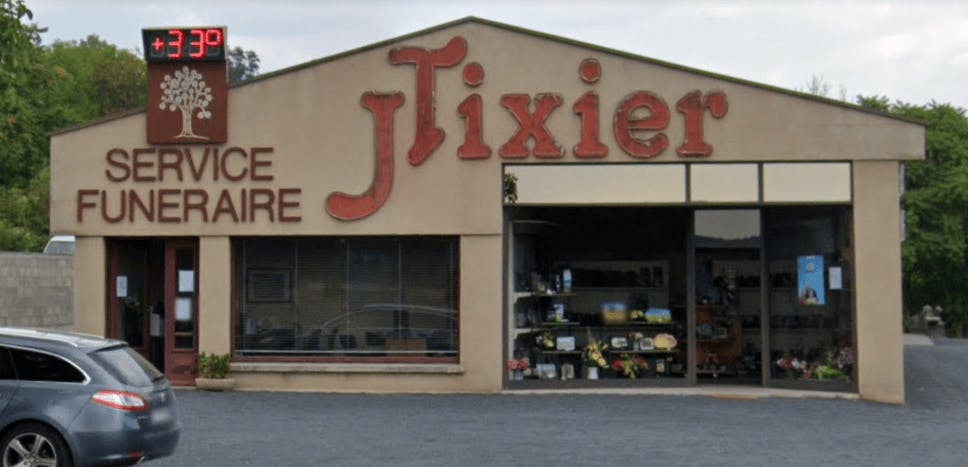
[{"left": 52, "top": 16, "right": 922, "bottom": 136}]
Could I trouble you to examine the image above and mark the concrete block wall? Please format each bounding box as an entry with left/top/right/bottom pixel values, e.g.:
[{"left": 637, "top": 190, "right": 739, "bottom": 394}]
[{"left": 0, "top": 253, "right": 74, "bottom": 330}]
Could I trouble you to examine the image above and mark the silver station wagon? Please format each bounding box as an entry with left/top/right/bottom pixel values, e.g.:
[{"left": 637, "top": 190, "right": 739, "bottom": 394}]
[{"left": 0, "top": 327, "right": 179, "bottom": 467}]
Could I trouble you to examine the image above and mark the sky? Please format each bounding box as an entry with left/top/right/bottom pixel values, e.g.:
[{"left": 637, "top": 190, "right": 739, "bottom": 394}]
[{"left": 27, "top": 0, "right": 968, "bottom": 110}]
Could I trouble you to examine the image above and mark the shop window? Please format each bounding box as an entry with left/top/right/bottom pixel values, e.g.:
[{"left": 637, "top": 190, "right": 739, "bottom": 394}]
[
  {"left": 694, "top": 209, "right": 762, "bottom": 384},
  {"left": 234, "top": 237, "right": 459, "bottom": 361},
  {"left": 766, "top": 206, "right": 854, "bottom": 390}
]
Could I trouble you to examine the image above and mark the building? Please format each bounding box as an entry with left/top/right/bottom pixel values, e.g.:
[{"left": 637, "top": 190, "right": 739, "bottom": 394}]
[{"left": 50, "top": 18, "right": 923, "bottom": 403}]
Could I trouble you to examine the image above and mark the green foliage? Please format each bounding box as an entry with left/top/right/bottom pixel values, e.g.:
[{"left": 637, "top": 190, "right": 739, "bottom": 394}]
[
  {"left": 0, "top": 3, "right": 148, "bottom": 251},
  {"left": 0, "top": 167, "right": 48, "bottom": 251},
  {"left": 227, "top": 46, "right": 260, "bottom": 84},
  {"left": 42, "top": 35, "right": 146, "bottom": 119},
  {"left": 858, "top": 96, "right": 968, "bottom": 332},
  {"left": 196, "top": 352, "right": 232, "bottom": 379},
  {"left": 0, "top": 0, "right": 52, "bottom": 187}
]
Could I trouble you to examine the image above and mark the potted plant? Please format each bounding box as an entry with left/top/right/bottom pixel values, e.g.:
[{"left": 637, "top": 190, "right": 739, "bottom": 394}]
[
  {"left": 195, "top": 352, "right": 235, "bottom": 391},
  {"left": 611, "top": 353, "right": 648, "bottom": 379},
  {"left": 506, "top": 358, "right": 528, "bottom": 380},
  {"left": 581, "top": 337, "right": 608, "bottom": 379}
]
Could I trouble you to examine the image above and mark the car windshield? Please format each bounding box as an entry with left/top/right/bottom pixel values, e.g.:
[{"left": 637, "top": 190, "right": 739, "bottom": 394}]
[{"left": 91, "top": 345, "right": 164, "bottom": 386}]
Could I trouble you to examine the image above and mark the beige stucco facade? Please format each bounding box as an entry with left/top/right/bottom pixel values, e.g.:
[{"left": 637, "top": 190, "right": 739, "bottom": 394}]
[{"left": 52, "top": 18, "right": 922, "bottom": 403}]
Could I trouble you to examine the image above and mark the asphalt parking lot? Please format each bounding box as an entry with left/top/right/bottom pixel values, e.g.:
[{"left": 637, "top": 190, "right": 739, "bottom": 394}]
[{"left": 152, "top": 338, "right": 968, "bottom": 466}]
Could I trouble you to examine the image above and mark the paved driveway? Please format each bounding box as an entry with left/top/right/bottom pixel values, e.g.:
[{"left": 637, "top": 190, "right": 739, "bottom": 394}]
[{"left": 152, "top": 339, "right": 968, "bottom": 466}]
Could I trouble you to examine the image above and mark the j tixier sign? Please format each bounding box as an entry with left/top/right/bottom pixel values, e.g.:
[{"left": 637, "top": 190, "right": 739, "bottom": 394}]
[{"left": 74, "top": 36, "right": 728, "bottom": 225}]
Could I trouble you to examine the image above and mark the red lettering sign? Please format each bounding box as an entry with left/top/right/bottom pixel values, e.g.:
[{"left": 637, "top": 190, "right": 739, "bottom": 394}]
[
  {"left": 499, "top": 93, "right": 564, "bottom": 159},
  {"left": 325, "top": 92, "right": 405, "bottom": 221},
  {"left": 613, "top": 91, "right": 670, "bottom": 159},
  {"left": 389, "top": 36, "right": 467, "bottom": 166},
  {"left": 676, "top": 90, "right": 728, "bottom": 157}
]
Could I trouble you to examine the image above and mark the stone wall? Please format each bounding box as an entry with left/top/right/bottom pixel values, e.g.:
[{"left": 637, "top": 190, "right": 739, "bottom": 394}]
[{"left": 0, "top": 253, "right": 73, "bottom": 330}]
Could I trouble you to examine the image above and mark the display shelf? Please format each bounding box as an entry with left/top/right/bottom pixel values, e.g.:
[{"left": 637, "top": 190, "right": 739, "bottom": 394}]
[
  {"left": 512, "top": 327, "right": 540, "bottom": 337},
  {"left": 697, "top": 368, "right": 737, "bottom": 377},
  {"left": 538, "top": 321, "right": 580, "bottom": 327},
  {"left": 514, "top": 291, "right": 575, "bottom": 299},
  {"left": 606, "top": 349, "right": 677, "bottom": 354},
  {"left": 599, "top": 322, "right": 675, "bottom": 327},
  {"left": 510, "top": 291, "right": 533, "bottom": 300}
]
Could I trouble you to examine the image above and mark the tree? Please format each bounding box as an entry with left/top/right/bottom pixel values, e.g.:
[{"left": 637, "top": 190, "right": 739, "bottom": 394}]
[
  {"left": 0, "top": 0, "right": 51, "bottom": 187},
  {"left": 227, "top": 46, "right": 260, "bottom": 84},
  {"left": 42, "top": 35, "right": 146, "bottom": 119},
  {"left": 0, "top": 2, "right": 148, "bottom": 251},
  {"left": 798, "top": 74, "right": 848, "bottom": 101},
  {"left": 858, "top": 96, "right": 968, "bottom": 334}
]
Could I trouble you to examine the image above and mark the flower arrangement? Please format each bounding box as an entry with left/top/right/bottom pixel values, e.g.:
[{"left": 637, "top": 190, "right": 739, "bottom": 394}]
[
  {"left": 775, "top": 354, "right": 804, "bottom": 374},
  {"left": 505, "top": 358, "right": 529, "bottom": 371},
  {"left": 582, "top": 338, "right": 608, "bottom": 368},
  {"left": 611, "top": 353, "right": 649, "bottom": 378},
  {"left": 539, "top": 329, "right": 556, "bottom": 349},
  {"left": 777, "top": 347, "right": 854, "bottom": 381}
]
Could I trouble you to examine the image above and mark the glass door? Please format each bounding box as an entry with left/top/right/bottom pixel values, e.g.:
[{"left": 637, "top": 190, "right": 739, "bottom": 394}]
[
  {"left": 165, "top": 239, "right": 199, "bottom": 386},
  {"left": 107, "top": 240, "right": 165, "bottom": 369},
  {"left": 691, "top": 210, "right": 763, "bottom": 385}
]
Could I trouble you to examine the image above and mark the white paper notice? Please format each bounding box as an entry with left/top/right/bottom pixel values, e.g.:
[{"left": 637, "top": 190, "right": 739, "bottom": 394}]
[
  {"left": 178, "top": 270, "right": 194, "bottom": 293},
  {"left": 175, "top": 297, "right": 192, "bottom": 321},
  {"left": 150, "top": 312, "right": 162, "bottom": 337},
  {"left": 829, "top": 267, "right": 843, "bottom": 290},
  {"left": 116, "top": 276, "right": 128, "bottom": 298}
]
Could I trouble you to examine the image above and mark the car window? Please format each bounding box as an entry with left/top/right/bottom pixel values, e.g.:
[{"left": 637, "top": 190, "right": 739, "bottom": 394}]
[
  {"left": 0, "top": 348, "right": 14, "bottom": 380},
  {"left": 10, "top": 348, "right": 85, "bottom": 383},
  {"left": 91, "top": 345, "right": 163, "bottom": 386}
]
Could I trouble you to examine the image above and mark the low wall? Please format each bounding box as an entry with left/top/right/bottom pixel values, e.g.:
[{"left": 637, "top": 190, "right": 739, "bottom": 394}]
[{"left": 0, "top": 252, "right": 73, "bottom": 330}]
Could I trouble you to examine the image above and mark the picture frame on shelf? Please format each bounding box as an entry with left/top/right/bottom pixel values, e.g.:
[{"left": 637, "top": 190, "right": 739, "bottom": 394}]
[
  {"left": 610, "top": 336, "right": 629, "bottom": 350},
  {"left": 556, "top": 336, "right": 576, "bottom": 351},
  {"left": 638, "top": 337, "right": 654, "bottom": 351}
]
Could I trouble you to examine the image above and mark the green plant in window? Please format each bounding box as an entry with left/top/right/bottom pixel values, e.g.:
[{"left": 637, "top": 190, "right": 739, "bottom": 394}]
[{"left": 503, "top": 173, "right": 518, "bottom": 204}]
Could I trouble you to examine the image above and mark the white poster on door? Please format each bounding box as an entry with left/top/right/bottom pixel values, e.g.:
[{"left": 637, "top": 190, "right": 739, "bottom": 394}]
[
  {"left": 175, "top": 297, "right": 192, "bottom": 322},
  {"left": 829, "top": 266, "right": 843, "bottom": 290},
  {"left": 116, "top": 276, "right": 128, "bottom": 298},
  {"left": 178, "top": 270, "right": 194, "bottom": 293}
]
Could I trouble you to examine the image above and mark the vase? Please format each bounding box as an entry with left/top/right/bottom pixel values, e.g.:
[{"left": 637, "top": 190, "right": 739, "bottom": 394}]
[
  {"left": 195, "top": 377, "right": 235, "bottom": 391},
  {"left": 512, "top": 370, "right": 524, "bottom": 381},
  {"left": 584, "top": 366, "right": 599, "bottom": 380}
]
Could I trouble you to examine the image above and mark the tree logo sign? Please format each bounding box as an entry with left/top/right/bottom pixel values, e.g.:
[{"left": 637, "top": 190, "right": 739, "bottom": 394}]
[
  {"left": 160, "top": 66, "right": 214, "bottom": 139},
  {"left": 146, "top": 62, "right": 227, "bottom": 144}
]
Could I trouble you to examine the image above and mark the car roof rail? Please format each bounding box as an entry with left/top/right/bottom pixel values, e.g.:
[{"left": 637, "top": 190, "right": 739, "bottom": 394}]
[{"left": 0, "top": 327, "right": 112, "bottom": 348}]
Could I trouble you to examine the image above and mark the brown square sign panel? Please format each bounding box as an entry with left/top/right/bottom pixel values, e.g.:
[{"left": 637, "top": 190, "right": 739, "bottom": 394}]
[{"left": 147, "top": 61, "right": 227, "bottom": 144}]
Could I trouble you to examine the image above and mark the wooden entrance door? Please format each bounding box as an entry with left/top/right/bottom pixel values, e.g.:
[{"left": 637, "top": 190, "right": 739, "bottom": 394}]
[{"left": 164, "top": 239, "right": 199, "bottom": 386}]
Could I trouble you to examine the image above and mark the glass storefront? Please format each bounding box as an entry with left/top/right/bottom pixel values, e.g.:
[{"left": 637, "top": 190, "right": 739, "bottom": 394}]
[
  {"left": 766, "top": 206, "right": 854, "bottom": 390},
  {"left": 234, "top": 237, "right": 459, "bottom": 361},
  {"left": 506, "top": 206, "right": 854, "bottom": 390},
  {"left": 508, "top": 207, "right": 691, "bottom": 386}
]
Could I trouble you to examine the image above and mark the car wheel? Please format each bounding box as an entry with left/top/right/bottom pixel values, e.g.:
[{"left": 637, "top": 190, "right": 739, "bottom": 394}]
[{"left": 1, "top": 423, "right": 72, "bottom": 467}]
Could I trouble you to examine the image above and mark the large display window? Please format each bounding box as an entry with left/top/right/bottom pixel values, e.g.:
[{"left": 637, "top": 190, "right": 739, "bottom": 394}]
[
  {"left": 693, "top": 209, "right": 763, "bottom": 385},
  {"left": 507, "top": 207, "right": 690, "bottom": 387},
  {"left": 234, "top": 237, "right": 459, "bottom": 362},
  {"left": 506, "top": 205, "right": 855, "bottom": 391},
  {"left": 766, "top": 207, "right": 854, "bottom": 390}
]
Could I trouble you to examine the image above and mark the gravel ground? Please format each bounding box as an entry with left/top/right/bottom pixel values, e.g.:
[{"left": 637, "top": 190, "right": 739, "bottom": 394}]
[{"left": 150, "top": 338, "right": 968, "bottom": 466}]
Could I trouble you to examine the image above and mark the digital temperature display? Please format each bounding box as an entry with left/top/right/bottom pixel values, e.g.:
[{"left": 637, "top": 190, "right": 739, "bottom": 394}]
[{"left": 142, "top": 27, "right": 226, "bottom": 63}]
